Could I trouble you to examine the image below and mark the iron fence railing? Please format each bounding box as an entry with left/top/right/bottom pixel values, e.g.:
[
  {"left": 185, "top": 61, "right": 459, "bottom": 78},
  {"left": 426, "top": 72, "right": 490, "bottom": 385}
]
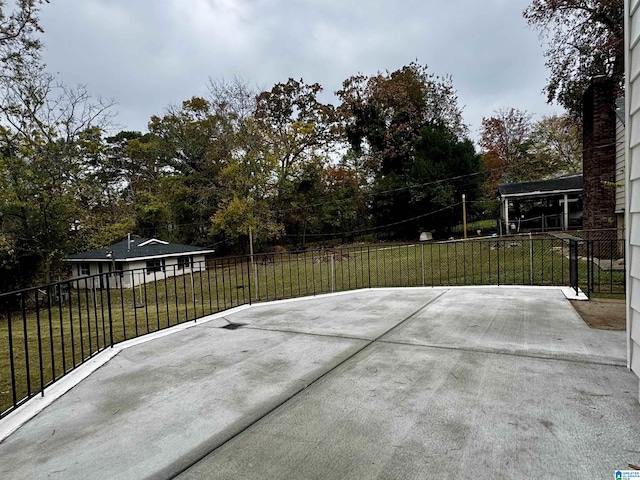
[{"left": 0, "top": 235, "right": 625, "bottom": 418}]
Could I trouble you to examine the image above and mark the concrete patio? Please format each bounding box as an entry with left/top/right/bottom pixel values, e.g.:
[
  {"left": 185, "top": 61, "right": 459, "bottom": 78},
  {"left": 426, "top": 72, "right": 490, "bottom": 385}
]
[{"left": 0, "top": 287, "right": 638, "bottom": 479}]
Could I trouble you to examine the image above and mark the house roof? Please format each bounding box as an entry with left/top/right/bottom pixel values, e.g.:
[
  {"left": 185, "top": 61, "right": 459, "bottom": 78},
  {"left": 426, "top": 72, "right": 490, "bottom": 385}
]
[
  {"left": 66, "top": 238, "right": 215, "bottom": 263},
  {"left": 498, "top": 174, "right": 583, "bottom": 200}
]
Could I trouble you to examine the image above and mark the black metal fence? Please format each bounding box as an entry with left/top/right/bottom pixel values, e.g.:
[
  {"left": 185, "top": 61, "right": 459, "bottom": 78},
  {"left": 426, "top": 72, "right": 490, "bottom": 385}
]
[{"left": 0, "top": 235, "right": 625, "bottom": 418}]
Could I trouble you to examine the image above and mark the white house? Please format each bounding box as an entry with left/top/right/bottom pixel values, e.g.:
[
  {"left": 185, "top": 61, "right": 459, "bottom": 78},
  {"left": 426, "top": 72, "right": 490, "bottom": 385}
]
[
  {"left": 626, "top": 0, "right": 640, "bottom": 401},
  {"left": 65, "top": 237, "right": 216, "bottom": 289}
]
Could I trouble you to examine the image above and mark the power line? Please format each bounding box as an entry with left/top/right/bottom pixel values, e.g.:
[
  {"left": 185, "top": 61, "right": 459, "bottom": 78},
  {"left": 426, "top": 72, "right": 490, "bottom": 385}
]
[{"left": 279, "top": 202, "right": 463, "bottom": 238}]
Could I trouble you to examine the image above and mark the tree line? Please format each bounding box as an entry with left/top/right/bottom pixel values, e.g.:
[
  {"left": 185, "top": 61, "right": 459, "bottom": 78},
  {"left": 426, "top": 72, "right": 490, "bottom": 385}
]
[{"left": 0, "top": 0, "right": 622, "bottom": 292}]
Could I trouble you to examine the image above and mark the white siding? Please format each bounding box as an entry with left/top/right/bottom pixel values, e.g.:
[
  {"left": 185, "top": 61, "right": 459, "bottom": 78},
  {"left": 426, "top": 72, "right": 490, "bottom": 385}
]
[
  {"left": 627, "top": 0, "right": 640, "bottom": 399},
  {"left": 123, "top": 255, "right": 207, "bottom": 289},
  {"left": 69, "top": 255, "right": 209, "bottom": 290}
]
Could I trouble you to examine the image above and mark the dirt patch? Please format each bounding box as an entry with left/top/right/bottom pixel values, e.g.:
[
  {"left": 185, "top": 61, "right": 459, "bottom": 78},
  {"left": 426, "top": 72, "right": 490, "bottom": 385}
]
[{"left": 570, "top": 298, "right": 626, "bottom": 330}]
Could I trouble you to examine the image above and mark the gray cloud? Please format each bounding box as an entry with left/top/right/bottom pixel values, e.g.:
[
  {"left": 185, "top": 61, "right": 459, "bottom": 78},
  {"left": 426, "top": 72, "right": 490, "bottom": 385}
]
[{"left": 39, "top": 0, "right": 560, "bottom": 139}]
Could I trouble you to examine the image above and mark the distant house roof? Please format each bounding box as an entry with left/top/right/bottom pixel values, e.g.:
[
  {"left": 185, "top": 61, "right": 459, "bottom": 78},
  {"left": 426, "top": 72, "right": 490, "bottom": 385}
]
[
  {"left": 66, "top": 238, "right": 215, "bottom": 263},
  {"left": 498, "top": 174, "right": 583, "bottom": 201}
]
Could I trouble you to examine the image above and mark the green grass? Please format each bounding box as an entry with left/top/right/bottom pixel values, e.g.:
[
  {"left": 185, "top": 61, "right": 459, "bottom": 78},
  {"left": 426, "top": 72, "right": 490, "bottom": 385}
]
[
  {"left": 450, "top": 219, "right": 497, "bottom": 235},
  {"left": 0, "top": 237, "right": 625, "bottom": 416}
]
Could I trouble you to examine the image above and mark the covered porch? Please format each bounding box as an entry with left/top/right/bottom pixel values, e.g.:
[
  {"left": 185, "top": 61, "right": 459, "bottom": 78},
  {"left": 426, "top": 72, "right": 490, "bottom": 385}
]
[{"left": 498, "top": 175, "right": 583, "bottom": 234}]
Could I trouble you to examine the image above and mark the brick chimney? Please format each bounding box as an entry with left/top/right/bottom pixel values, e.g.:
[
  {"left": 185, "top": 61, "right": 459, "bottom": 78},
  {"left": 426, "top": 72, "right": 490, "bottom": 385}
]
[{"left": 582, "top": 76, "right": 617, "bottom": 235}]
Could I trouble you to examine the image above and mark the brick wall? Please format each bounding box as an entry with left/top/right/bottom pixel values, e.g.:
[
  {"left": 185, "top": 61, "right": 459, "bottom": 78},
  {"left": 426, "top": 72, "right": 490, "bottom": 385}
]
[{"left": 582, "top": 76, "right": 617, "bottom": 237}]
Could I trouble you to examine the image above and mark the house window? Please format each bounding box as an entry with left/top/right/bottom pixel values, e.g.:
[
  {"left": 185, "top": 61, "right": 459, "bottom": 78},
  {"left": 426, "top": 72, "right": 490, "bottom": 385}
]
[
  {"left": 146, "top": 259, "right": 165, "bottom": 274},
  {"left": 177, "top": 256, "right": 191, "bottom": 270},
  {"left": 79, "top": 263, "right": 90, "bottom": 276}
]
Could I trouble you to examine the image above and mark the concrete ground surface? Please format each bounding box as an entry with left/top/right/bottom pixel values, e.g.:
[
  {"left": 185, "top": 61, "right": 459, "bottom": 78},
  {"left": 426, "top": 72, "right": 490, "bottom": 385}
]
[{"left": 0, "top": 287, "right": 638, "bottom": 479}]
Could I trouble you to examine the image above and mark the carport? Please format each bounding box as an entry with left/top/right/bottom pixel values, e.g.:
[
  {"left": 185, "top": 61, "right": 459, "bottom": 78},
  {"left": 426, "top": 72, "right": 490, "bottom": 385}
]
[{"left": 499, "top": 174, "right": 583, "bottom": 233}]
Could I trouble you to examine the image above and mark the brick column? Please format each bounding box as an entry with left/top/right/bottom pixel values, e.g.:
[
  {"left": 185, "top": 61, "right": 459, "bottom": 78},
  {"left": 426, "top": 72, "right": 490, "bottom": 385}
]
[{"left": 582, "top": 76, "right": 617, "bottom": 242}]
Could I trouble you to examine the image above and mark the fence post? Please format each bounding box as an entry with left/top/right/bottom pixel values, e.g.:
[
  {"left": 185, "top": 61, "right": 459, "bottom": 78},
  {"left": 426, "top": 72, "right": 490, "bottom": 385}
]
[
  {"left": 331, "top": 254, "right": 335, "bottom": 293},
  {"left": 106, "top": 275, "right": 114, "bottom": 347},
  {"left": 529, "top": 233, "right": 534, "bottom": 285},
  {"left": 367, "top": 246, "right": 371, "bottom": 288},
  {"left": 587, "top": 240, "right": 595, "bottom": 297},
  {"left": 246, "top": 256, "right": 252, "bottom": 305},
  {"left": 569, "top": 239, "right": 579, "bottom": 296},
  {"left": 421, "top": 243, "right": 425, "bottom": 287}
]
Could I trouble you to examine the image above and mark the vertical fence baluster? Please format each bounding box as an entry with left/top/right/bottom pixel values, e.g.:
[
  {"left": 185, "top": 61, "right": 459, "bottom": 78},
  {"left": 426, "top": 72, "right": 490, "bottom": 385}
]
[
  {"left": 181, "top": 266, "right": 188, "bottom": 322},
  {"left": 471, "top": 241, "right": 475, "bottom": 284},
  {"left": 280, "top": 254, "right": 285, "bottom": 299},
  {"left": 287, "top": 252, "right": 293, "bottom": 297},
  {"left": 213, "top": 261, "right": 221, "bottom": 312},
  {"left": 56, "top": 286, "right": 66, "bottom": 374},
  {"left": 21, "top": 294, "right": 31, "bottom": 398},
  {"left": 68, "top": 283, "right": 76, "bottom": 368},
  {"left": 374, "top": 245, "right": 379, "bottom": 287},
  {"left": 368, "top": 246, "right": 372, "bottom": 289},
  {"left": 200, "top": 260, "right": 206, "bottom": 314},
  {"left": 487, "top": 240, "right": 491, "bottom": 285},
  {"left": 142, "top": 274, "right": 150, "bottom": 332},
  {"left": 272, "top": 254, "right": 277, "bottom": 299},
  {"left": 92, "top": 278, "right": 99, "bottom": 351},
  {"left": 84, "top": 280, "right": 92, "bottom": 357},
  {"left": 352, "top": 248, "right": 357, "bottom": 289},
  {"left": 245, "top": 256, "right": 252, "bottom": 305},
  {"left": 221, "top": 258, "right": 228, "bottom": 306},
  {"left": 99, "top": 284, "right": 106, "bottom": 350},
  {"left": 447, "top": 243, "right": 451, "bottom": 285},
  {"left": 35, "top": 290, "right": 44, "bottom": 396},
  {"left": 131, "top": 272, "right": 138, "bottom": 336},
  {"left": 46, "top": 286, "right": 55, "bottom": 384},
  {"left": 206, "top": 262, "right": 213, "bottom": 313},
  {"left": 7, "top": 306, "right": 16, "bottom": 407},
  {"left": 453, "top": 242, "right": 457, "bottom": 285},
  {"left": 295, "top": 253, "right": 301, "bottom": 297},
  {"left": 196, "top": 260, "right": 202, "bottom": 314},
  {"left": 381, "top": 246, "right": 386, "bottom": 287},
  {"left": 173, "top": 268, "right": 179, "bottom": 324},
  {"left": 311, "top": 250, "right": 316, "bottom": 296},
  {"left": 152, "top": 270, "right": 159, "bottom": 331},
  {"left": 163, "top": 272, "right": 169, "bottom": 328},
  {"left": 511, "top": 240, "right": 516, "bottom": 285},
  {"left": 610, "top": 239, "right": 615, "bottom": 294},
  {"left": 106, "top": 279, "right": 114, "bottom": 347},
  {"left": 421, "top": 244, "right": 425, "bottom": 287}
]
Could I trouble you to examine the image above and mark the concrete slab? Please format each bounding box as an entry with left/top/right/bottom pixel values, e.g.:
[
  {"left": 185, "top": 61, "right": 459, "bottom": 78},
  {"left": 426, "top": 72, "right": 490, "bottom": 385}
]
[
  {"left": 177, "top": 342, "right": 640, "bottom": 480},
  {"left": 0, "top": 287, "right": 637, "bottom": 480},
  {"left": 382, "top": 287, "right": 626, "bottom": 365},
  {"left": 0, "top": 322, "right": 368, "bottom": 480},
  {"left": 224, "top": 288, "right": 443, "bottom": 339}
]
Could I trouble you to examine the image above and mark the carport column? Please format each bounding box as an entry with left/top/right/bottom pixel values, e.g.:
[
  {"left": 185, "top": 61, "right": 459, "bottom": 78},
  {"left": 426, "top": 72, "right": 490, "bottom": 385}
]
[
  {"left": 563, "top": 194, "right": 569, "bottom": 231},
  {"left": 503, "top": 198, "right": 510, "bottom": 235}
]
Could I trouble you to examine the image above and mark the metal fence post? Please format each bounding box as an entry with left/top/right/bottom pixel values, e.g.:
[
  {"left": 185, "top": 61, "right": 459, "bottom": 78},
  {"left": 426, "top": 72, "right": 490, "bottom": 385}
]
[
  {"left": 331, "top": 254, "right": 335, "bottom": 293},
  {"left": 106, "top": 276, "right": 114, "bottom": 347},
  {"left": 569, "top": 239, "right": 579, "bottom": 296},
  {"left": 529, "top": 233, "right": 534, "bottom": 285},
  {"left": 421, "top": 243, "right": 425, "bottom": 287},
  {"left": 367, "top": 246, "right": 371, "bottom": 288},
  {"left": 246, "top": 256, "right": 252, "bottom": 305}
]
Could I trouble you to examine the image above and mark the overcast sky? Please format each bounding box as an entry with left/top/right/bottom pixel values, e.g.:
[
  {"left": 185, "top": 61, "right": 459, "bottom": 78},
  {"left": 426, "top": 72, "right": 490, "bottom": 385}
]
[{"left": 38, "top": 0, "right": 560, "bottom": 141}]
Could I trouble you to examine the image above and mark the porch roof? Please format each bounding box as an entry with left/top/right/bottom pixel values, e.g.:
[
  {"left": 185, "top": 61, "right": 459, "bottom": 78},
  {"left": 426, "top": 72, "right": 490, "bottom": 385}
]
[{"left": 498, "top": 174, "right": 583, "bottom": 201}]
